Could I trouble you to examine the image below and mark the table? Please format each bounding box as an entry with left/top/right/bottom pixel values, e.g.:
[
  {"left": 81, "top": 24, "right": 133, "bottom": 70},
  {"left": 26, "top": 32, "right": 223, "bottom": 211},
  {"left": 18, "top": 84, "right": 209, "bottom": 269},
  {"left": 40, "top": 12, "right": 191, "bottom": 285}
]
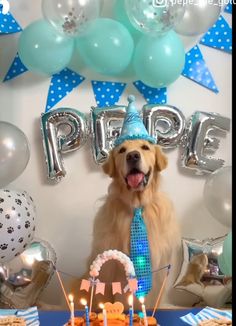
[{"left": 38, "top": 308, "right": 202, "bottom": 326}]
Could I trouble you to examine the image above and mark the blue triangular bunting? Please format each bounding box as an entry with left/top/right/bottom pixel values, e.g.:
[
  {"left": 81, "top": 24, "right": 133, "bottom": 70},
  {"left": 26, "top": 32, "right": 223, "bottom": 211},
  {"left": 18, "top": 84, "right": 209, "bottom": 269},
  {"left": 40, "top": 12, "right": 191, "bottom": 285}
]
[
  {"left": 200, "top": 15, "right": 232, "bottom": 54},
  {"left": 0, "top": 9, "right": 22, "bottom": 34},
  {"left": 224, "top": 2, "right": 232, "bottom": 13},
  {"left": 91, "top": 81, "right": 126, "bottom": 107},
  {"left": 133, "top": 80, "right": 167, "bottom": 104},
  {"left": 3, "top": 53, "right": 28, "bottom": 82},
  {"left": 45, "top": 68, "right": 85, "bottom": 112},
  {"left": 182, "top": 45, "right": 219, "bottom": 93}
]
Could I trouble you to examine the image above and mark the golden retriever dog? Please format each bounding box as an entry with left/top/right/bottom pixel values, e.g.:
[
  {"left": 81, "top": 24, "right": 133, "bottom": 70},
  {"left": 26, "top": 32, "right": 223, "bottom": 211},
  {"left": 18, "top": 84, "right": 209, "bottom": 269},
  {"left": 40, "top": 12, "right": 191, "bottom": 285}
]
[{"left": 73, "top": 139, "right": 180, "bottom": 309}]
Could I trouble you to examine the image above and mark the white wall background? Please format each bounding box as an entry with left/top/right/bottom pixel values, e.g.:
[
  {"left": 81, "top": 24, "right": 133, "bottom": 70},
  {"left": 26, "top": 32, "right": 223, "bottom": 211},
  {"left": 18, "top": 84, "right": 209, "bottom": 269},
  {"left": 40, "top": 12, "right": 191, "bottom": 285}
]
[{"left": 0, "top": 0, "right": 232, "bottom": 308}]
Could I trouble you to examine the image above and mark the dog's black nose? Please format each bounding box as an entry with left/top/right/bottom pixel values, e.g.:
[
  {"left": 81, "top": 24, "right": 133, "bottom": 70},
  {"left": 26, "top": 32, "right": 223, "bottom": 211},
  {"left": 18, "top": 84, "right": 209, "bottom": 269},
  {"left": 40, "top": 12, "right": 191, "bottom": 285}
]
[{"left": 126, "top": 151, "right": 140, "bottom": 164}]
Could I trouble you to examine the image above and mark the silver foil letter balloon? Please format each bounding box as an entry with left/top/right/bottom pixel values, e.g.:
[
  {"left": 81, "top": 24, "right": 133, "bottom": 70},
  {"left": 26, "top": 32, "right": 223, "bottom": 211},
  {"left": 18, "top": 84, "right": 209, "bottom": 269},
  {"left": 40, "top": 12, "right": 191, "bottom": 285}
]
[
  {"left": 41, "top": 108, "right": 88, "bottom": 182},
  {"left": 142, "top": 104, "right": 186, "bottom": 148},
  {"left": 181, "top": 111, "right": 231, "bottom": 174},
  {"left": 91, "top": 105, "right": 127, "bottom": 164}
]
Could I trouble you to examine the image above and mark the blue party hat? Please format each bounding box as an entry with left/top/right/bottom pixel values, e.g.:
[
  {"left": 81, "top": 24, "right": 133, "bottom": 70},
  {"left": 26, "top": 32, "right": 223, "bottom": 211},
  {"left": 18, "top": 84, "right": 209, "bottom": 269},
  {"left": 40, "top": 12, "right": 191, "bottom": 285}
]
[{"left": 115, "top": 95, "right": 156, "bottom": 147}]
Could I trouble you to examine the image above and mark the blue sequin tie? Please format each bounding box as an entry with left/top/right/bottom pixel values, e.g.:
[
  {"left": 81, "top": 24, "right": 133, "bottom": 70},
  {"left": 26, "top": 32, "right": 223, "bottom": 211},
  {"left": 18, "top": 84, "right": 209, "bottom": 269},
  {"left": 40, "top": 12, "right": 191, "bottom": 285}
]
[{"left": 130, "top": 207, "right": 152, "bottom": 298}]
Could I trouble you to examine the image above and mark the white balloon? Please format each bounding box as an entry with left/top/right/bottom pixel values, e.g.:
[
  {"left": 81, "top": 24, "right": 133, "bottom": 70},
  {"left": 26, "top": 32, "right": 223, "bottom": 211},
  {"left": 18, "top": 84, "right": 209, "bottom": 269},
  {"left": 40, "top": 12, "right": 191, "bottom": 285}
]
[
  {"left": 0, "top": 121, "right": 30, "bottom": 188},
  {"left": 203, "top": 166, "right": 232, "bottom": 227},
  {"left": 0, "top": 189, "right": 36, "bottom": 264},
  {"left": 175, "top": 0, "right": 222, "bottom": 36}
]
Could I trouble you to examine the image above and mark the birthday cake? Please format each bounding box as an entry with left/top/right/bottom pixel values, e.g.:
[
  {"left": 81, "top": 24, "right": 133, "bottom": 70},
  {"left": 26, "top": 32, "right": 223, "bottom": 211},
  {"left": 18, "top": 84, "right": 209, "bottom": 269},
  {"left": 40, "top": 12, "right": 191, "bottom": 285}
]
[
  {"left": 65, "top": 250, "right": 159, "bottom": 326},
  {"left": 65, "top": 309, "right": 158, "bottom": 326}
]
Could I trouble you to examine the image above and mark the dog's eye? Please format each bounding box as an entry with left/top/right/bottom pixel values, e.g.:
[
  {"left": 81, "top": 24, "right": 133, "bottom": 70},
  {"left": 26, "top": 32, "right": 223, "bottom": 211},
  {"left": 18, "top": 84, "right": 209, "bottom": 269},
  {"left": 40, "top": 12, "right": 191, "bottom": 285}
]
[
  {"left": 141, "top": 145, "right": 150, "bottom": 151},
  {"left": 118, "top": 147, "right": 126, "bottom": 154}
]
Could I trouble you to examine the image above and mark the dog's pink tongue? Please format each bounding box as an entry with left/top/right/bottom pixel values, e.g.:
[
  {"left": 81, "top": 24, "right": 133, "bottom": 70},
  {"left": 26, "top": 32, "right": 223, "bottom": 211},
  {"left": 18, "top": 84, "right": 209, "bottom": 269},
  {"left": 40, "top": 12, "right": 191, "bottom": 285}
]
[{"left": 127, "top": 173, "right": 144, "bottom": 188}]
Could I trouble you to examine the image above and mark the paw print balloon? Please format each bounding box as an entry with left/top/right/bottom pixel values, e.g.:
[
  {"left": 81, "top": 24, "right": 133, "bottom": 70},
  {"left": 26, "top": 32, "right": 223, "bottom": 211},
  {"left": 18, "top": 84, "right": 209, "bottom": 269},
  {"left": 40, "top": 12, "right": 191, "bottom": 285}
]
[{"left": 0, "top": 189, "right": 36, "bottom": 263}]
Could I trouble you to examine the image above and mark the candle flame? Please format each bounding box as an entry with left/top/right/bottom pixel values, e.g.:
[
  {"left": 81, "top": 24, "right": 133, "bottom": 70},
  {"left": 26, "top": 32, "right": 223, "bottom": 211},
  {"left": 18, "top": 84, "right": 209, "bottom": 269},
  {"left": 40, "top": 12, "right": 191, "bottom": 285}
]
[
  {"left": 68, "top": 294, "right": 74, "bottom": 302},
  {"left": 139, "top": 297, "right": 145, "bottom": 304},
  {"left": 80, "top": 298, "right": 87, "bottom": 306},
  {"left": 99, "top": 303, "right": 104, "bottom": 309},
  {"left": 128, "top": 294, "right": 133, "bottom": 306}
]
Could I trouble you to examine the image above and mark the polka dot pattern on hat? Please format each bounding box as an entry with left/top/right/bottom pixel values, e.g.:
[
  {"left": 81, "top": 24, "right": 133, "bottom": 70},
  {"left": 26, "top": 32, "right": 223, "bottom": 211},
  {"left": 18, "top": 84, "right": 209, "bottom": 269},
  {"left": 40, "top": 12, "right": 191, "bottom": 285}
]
[
  {"left": 0, "top": 9, "right": 22, "bottom": 34},
  {"left": 3, "top": 53, "right": 28, "bottom": 82},
  {"left": 200, "top": 15, "right": 232, "bottom": 54},
  {"left": 45, "top": 68, "right": 85, "bottom": 112},
  {"left": 133, "top": 80, "right": 167, "bottom": 104},
  {"left": 182, "top": 45, "right": 219, "bottom": 94},
  {"left": 91, "top": 81, "right": 126, "bottom": 107}
]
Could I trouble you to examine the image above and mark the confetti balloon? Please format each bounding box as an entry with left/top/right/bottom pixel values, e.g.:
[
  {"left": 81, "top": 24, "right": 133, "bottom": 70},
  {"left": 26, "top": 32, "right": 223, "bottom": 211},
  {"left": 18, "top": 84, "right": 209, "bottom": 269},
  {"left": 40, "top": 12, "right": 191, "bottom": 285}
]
[
  {"left": 76, "top": 18, "right": 134, "bottom": 76},
  {"left": 42, "top": 0, "right": 101, "bottom": 37},
  {"left": 125, "top": 0, "right": 185, "bottom": 35},
  {"left": 133, "top": 31, "right": 185, "bottom": 88},
  {"left": 18, "top": 20, "right": 74, "bottom": 75}
]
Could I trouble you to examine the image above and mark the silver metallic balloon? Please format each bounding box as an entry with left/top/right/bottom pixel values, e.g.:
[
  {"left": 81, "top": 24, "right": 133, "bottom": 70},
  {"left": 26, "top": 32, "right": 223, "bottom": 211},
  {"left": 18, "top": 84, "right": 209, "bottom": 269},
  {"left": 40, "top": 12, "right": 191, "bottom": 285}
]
[
  {"left": 142, "top": 104, "right": 186, "bottom": 148},
  {"left": 175, "top": 0, "right": 222, "bottom": 36},
  {"left": 41, "top": 108, "right": 88, "bottom": 182},
  {"left": 181, "top": 111, "right": 230, "bottom": 175},
  {"left": 42, "top": 0, "right": 101, "bottom": 37},
  {"left": 0, "top": 121, "right": 30, "bottom": 188},
  {"left": 0, "top": 239, "right": 56, "bottom": 309},
  {"left": 125, "top": 0, "right": 185, "bottom": 35},
  {"left": 0, "top": 189, "right": 36, "bottom": 264},
  {"left": 174, "top": 236, "right": 232, "bottom": 308},
  {"left": 203, "top": 166, "right": 232, "bottom": 228},
  {"left": 91, "top": 105, "right": 127, "bottom": 164}
]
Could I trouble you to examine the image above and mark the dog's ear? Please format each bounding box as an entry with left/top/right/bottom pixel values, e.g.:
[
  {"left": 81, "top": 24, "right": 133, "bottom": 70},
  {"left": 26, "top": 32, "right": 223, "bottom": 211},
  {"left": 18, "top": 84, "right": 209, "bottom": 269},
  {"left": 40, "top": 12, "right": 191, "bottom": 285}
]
[
  {"left": 155, "top": 145, "right": 168, "bottom": 171},
  {"left": 102, "top": 151, "right": 116, "bottom": 177}
]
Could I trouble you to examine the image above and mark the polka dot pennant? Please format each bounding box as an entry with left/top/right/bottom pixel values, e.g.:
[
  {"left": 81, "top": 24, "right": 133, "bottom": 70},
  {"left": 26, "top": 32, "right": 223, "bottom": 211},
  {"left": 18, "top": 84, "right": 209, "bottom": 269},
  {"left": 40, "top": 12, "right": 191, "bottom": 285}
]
[
  {"left": 224, "top": 2, "right": 232, "bottom": 13},
  {"left": 0, "top": 9, "right": 22, "bottom": 34},
  {"left": 133, "top": 80, "right": 167, "bottom": 104},
  {"left": 200, "top": 15, "right": 232, "bottom": 54},
  {"left": 182, "top": 45, "right": 219, "bottom": 94},
  {"left": 91, "top": 81, "right": 126, "bottom": 107},
  {"left": 45, "top": 68, "right": 85, "bottom": 112},
  {"left": 3, "top": 53, "right": 28, "bottom": 82}
]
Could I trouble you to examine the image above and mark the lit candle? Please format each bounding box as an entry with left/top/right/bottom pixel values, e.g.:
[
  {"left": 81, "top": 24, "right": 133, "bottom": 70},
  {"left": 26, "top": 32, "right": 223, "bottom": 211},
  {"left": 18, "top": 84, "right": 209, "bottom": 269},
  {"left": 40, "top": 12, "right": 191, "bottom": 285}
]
[
  {"left": 68, "top": 294, "right": 75, "bottom": 326},
  {"left": 81, "top": 298, "right": 90, "bottom": 326},
  {"left": 139, "top": 297, "right": 148, "bottom": 326},
  {"left": 99, "top": 303, "right": 107, "bottom": 326},
  {"left": 128, "top": 295, "right": 133, "bottom": 326}
]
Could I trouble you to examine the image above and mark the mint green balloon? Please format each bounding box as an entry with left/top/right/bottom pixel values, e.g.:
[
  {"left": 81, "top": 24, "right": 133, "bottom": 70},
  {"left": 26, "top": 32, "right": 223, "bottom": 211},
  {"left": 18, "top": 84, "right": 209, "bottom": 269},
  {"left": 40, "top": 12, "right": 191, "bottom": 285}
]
[
  {"left": 76, "top": 18, "right": 134, "bottom": 76},
  {"left": 219, "top": 232, "right": 232, "bottom": 276},
  {"left": 113, "top": 0, "right": 141, "bottom": 41},
  {"left": 18, "top": 20, "right": 74, "bottom": 75},
  {"left": 133, "top": 31, "right": 185, "bottom": 88}
]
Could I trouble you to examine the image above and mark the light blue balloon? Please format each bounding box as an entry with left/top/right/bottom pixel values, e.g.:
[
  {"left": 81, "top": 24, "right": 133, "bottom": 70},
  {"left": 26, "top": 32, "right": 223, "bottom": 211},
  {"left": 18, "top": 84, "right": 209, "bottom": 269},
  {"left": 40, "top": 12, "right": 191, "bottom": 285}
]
[
  {"left": 18, "top": 20, "right": 74, "bottom": 75},
  {"left": 219, "top": 232, "right": 232, "bottom": 276},
  {"left": 113, "top": 0, "right": 141, "bottom": 41},
  {"left": 76, "top": 18, "right": 134, "bottom": 76},
  {"left": 133, "top": 31, "right": 185, "bottom": 88}
]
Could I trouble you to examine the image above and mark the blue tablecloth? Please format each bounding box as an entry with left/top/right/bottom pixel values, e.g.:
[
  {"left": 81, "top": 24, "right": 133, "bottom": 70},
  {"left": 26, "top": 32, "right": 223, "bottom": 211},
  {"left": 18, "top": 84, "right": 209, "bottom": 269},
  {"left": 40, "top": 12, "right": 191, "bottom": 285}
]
[{"left": 38, "top": 309, "right": 202, "bottom": 326}]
